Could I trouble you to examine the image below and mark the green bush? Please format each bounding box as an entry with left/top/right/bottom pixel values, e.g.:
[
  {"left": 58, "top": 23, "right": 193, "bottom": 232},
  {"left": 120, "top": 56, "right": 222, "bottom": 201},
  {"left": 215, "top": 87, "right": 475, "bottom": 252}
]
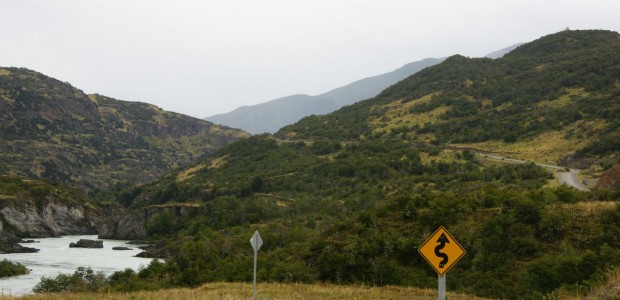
[
  {"left": 33, "top": 267, "right": 106, "bottom": 293},
  {"left": 0, "top": 259, "right": 29, "bottom": 278}
]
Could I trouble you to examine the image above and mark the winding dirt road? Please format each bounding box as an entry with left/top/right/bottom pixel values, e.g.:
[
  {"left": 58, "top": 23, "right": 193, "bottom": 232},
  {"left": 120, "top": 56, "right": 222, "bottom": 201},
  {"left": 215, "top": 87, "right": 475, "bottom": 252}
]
[
  {"left": 557, "top": 169, "right": 590, "bottom": 191},
  {"left": 474, "top": 153, "right": 590, "bottom": 191}
]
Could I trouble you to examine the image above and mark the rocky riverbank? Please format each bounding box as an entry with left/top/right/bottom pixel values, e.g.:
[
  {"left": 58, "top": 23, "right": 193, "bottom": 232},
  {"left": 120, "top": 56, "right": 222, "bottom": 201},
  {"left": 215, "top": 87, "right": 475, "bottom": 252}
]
[
  {"left": 0, "top": 190, "right": 197, "bottom": 257},
  {"left": 98, "top": 203, "right": 201, "bottom": 240},
  {"left": 0, "top": 237, "right": 39, "bottom": 254},
  {"left": 0, "top": 200, "right": 100, "bottom": 239}
]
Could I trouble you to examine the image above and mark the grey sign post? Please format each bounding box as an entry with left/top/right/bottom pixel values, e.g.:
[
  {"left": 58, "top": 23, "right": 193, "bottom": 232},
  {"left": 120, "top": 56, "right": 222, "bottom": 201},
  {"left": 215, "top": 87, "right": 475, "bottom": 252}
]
[
  {"left": 438, "top": 275, "right": 446, "bottom": 300},
  {"left": 250, "top": 230, "right": 263, "bottom": 300}
]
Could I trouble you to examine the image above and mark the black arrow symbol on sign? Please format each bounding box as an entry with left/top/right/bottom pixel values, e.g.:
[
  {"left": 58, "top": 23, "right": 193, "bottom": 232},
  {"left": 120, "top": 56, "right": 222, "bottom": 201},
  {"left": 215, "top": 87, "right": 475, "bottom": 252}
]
[{"left": 434, "top": 233, "right": 450, "bottom": 268}]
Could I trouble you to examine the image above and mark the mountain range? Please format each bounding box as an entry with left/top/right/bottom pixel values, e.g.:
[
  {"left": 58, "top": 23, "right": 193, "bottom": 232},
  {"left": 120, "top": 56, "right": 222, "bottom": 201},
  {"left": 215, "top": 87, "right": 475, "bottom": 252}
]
[
  {"left": 205, "top": 58, "right": 444, "bottom": 134},
  {"left": 204, "top": 44, "right": 523, "bottom": 134}
]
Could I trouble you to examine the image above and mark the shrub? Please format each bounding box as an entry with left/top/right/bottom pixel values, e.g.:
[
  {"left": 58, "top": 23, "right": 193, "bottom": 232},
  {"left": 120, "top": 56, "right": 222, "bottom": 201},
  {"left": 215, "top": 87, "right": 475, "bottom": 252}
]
[
  {"left": 0, "top": 259, "right": 29, "bottom": 278},
  {"left": 33, "top": 266, "right": 106, "bottom": 293}
]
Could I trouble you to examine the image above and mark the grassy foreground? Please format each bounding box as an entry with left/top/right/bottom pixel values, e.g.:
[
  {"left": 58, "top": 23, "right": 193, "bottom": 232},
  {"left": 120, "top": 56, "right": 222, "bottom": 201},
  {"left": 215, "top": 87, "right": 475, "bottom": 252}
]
[
  {"left": 551, "top": 267, "right": 620, "bottom": 300},
  {"left": 2, "top": 282, "right": 489, "bottom": 300},
  {"left": 584, "top": 268, "right": 620, "bottom": 300}
]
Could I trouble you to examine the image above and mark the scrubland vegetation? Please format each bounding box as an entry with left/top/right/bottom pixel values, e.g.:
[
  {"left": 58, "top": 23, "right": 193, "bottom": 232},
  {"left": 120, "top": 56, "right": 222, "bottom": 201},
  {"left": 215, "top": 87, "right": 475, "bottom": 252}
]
[{"left": 2, "top": 30, "right": 620, "bottom": 299}]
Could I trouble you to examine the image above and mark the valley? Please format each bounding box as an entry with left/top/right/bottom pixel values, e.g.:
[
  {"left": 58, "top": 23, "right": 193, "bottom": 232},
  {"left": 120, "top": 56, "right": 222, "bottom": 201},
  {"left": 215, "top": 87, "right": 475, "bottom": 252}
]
[{"left": 0, "top": 29, "right": 619, "bottom": 299}]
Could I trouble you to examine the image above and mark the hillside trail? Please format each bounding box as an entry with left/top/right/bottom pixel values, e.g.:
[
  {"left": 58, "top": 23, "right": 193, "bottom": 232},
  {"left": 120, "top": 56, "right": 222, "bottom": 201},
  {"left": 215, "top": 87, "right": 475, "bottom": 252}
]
[
  {"left": 474, "top": 152, "right": 590, "bottom": 191},
  {"left": 275, "top": 139, "right": 591, "bottom": 191}
]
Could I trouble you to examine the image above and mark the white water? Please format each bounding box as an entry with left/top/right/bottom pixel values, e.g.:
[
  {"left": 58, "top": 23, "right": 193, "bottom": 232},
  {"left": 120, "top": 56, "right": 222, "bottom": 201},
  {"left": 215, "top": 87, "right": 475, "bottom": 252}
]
[{"left": 0, "top": 235, "right": 153, "bottom": 296}]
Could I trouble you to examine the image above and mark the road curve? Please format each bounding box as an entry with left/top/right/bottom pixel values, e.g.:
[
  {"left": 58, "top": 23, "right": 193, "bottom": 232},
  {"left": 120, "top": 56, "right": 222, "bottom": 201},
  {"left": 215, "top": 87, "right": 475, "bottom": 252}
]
[
  {"left": 473, "top": 153, "right": 590, "bottom": 191},
  {"left": 557, "top": 169, "right": 590, "bottom": 191}
]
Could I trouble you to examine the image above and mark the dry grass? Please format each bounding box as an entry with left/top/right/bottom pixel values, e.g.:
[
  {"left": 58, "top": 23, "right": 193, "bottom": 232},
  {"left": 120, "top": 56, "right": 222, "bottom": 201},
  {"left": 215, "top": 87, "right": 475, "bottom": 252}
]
[
  {"left": 551, "top": 267, "right": 620, "bottom": 300},
  {"left": 419, "top": 149, "right": 464, "bottom": 165},
  {"left": 541, "top": 170, "right": 563, "bottom": 189},
  {"left": 536, "top": 88, "right": 587, "bottom": 109},
  {"left": 149, "top": 202, "right": 201, "bottom": 209},
  {"left": 209, "top": 155, "right": 229, "bottom": 169},
  {"left": 450, "top": 90, "right": 601, "bottom": 164},
  {"left": 206, "top": 126, "right": 250, "bottom": 139},
  {"left": 370, "top": 93, "right": 446, "bottom": 136},
  {"left": 177, "top": 162, "right": 208, "bottom": 182},
  {"left": 373, "top": 105, "right": 448, "bottom": 132},
  {"left": 452, "top": 119, "right": 606, "bottom": 164},
  {"left": 557, "top": 201, "right": 617, "bottom": 215},
  {"left": 153, "top": 113, "right": 167, "bottom": 126},
  {"left": 584, "top": 267, "right": 620, "bottom": 299},
  {"left": 2, "top": 282, "right": 492, "bottom": 300}
]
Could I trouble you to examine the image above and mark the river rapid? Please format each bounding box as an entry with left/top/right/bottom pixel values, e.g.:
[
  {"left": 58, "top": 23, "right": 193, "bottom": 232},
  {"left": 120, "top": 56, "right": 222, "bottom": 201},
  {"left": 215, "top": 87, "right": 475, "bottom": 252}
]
[{"left": 0, "top": 235, "right": 153, "bottom": 296}]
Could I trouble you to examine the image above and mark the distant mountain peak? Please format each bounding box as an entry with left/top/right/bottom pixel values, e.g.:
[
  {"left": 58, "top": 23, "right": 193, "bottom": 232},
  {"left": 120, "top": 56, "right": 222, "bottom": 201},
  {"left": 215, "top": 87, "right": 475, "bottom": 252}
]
[
  {"left": 204, "top": 58, "right": 444, "bottom": 134},
  {"left": 484, "top": 43, "right": 524, "bottom": 59},
  {"left": 205, "top": 42, "right": 532, "bottom": 135}
]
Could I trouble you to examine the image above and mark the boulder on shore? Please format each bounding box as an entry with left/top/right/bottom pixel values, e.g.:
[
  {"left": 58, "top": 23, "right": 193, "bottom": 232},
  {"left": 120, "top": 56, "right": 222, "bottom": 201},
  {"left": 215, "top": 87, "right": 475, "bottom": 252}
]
[
  {"left": 21, "top": 240, "right": 40, "bottom": 243},
  {"left": 69, "top": 239, "right": 103, "bottom": 248},
  {"left": 136, "top": 243, "right": 169, "bottom": 258},
  {"left": 112, "top": 246, "right": 132, "bottom": 251}
]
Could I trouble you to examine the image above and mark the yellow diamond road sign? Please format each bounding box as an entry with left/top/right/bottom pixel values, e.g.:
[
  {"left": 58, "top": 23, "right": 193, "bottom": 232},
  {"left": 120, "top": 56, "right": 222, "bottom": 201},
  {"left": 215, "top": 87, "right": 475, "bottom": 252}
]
[{"left": 418, "top": 226, "right": 466, "bottom": 276}]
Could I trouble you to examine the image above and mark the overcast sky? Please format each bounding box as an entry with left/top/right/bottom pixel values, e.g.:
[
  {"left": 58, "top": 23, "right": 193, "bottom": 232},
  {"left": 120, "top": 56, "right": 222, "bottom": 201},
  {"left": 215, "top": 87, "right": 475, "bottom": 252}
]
[{"left": 2, "top": 0, "right": 619, "bottom": 118}]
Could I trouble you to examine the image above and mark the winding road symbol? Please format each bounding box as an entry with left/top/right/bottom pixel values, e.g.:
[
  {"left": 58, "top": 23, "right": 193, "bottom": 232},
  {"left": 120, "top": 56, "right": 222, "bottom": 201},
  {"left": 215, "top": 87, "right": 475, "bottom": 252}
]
[
  {"left": 418, "top": 226, "right": 466, "bottom": 275},
  {"left": 434, "top": 233, "right": 449, "bottom": 268}
]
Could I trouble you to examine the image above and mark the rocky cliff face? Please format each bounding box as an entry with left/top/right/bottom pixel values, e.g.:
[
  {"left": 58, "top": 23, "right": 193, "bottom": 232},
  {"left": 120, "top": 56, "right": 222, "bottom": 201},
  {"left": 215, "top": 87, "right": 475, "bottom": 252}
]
[
  {"left": 0, "top": 176, "right": 102, "bottom": 239},
  {"left": 97, "top": 206, "right": 145, "bottom": 240},
  {"left": 0, "top": 193, "right": 190, "bottom": 241},
  {"left": 98, "top": 204, "right": 201, "bottom": 240},
  {"left": 0, "top": 199, "right": 100, "bottom": 238}
]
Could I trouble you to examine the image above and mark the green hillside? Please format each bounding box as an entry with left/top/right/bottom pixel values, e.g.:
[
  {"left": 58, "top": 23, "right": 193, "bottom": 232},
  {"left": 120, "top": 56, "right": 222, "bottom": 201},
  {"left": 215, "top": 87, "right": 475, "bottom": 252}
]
[
  {"left": 280, "top": 29, "right": 620, "bottom": 168},
  {"left": 0, "top": 68, "right": 249, "bottom": 190},
  {"left": 77, "top": 30, "right": 620, "bottom": 299}
]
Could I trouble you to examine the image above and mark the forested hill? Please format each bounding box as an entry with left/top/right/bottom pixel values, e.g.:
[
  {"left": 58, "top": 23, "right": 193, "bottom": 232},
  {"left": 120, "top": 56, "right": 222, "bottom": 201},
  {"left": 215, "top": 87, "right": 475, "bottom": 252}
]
[
  {"left": 98, "top": 30, "right": 620, "bottom": 299},
  {"left": 279, "top": 29, "right": 620, "bottom": 167},
  {"left": 0, "top": 68, "right": 249, "bottom": 190}
]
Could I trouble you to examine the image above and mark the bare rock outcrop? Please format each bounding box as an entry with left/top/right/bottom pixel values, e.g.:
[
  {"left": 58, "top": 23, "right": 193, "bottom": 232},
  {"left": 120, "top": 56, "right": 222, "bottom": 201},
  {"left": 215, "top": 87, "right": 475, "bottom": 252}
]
[
  {"left": 112, "top": 246, "right": 132, "bottom": 250},
  {"left": 136, "top": 243, "right": 169, "bottom": 258},
  {"left": 98, "top": 204, "right": 201, "bottom": 240},
  {"left": 0, "top": 237, "right": 40, "bottom": 254},
  {"left": 69, "top": 239, "right": 103, "bottom": 248},
  {"left": 597, "top": 164, "right": 620, "bottom": 190},
  {"left": 0, "top": 200, "right": 100, "bottom": 238},
  {"left": 98, "top": 206, "right": 147, "bottom": 240}
]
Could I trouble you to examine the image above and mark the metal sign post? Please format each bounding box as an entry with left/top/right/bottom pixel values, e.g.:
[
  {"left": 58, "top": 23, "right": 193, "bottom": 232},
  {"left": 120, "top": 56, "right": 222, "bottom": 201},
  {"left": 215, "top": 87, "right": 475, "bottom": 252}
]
[
  {"left": 250, "top": 230, "right": 263, "bottom": 300},
  {"left": 438, "top": 275, "right": 446, "bottom": 300},
  {"left": 419, "top": 227, "right": 465, "bottom": 300}
]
